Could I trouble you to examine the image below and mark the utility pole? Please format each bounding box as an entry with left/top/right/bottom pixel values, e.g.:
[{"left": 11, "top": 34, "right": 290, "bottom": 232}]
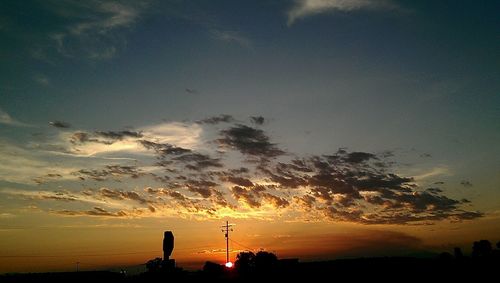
[
  {"left": 76, "top": 261, "right": 80, "bottom": 272},
  {"left": 221, "top": 221, "right": 234, "bottom": 264}
]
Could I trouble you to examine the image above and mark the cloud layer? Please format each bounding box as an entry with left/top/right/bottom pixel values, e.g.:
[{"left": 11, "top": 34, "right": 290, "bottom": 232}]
[
  {"left": 287, "top": 0, "right": 396, "bottom": 25},
  {"left": 0, "top": 115, "right": 482, "bottom": 225}
]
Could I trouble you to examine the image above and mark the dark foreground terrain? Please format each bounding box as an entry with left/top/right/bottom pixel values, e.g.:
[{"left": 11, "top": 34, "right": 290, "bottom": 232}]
[{"left": 2, "top": 256, "right": 499, "bottom": 283}]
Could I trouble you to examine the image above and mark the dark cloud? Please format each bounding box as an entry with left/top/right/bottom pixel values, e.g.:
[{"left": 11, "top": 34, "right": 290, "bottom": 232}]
[
  {"left": 98, "top": 188, "right": 149, "bottom": 204},
  {"left": 197, "top": 114, "right": 234, "bottom": 125},
  {"left": 74, "top": 165, "right": 145, "bottom": 181},
  {"left": 231, "top": 186, "right": 261, "bottom": 208},
  {"left": 250, "top": 116, "right": 265, "bottom": 125},
  {"left": 39, "top": 192, "right": 77, "bottom": 202},
  {"left": 43, "top": 118, "right": 482, "bottom": 225},
  {"left": 160, "top": 189, "right": 189, "bottom": 202},
  {"left": 185, "top": 88, "right": 198, "bottom": 94},
  {"left": 218, "top": 124, "right": 285, "bottom": 157},
  {"left": 257, "top": 151, "right": 482, "bottom": 224},
  {"left": 32, "top": 173, "right": 63, "bottom": 185},
  {"left": 49, "top": 121, "right": 71, "bottom": 128},
  {"left": 344, "top": 151, "right": 377, "bottom": 163},
  {"left": 69, "top": 132, "right": 113, "bottom": 145},
  {"left": 231, "top": 184, "right": 288, "bottom": 209},
  {"left": 261, "top": 193, "right": 289, "bottom": 208},
  {"left": 173, "top": 153, "right": 223, "bottom": 171},
  {"left": 69, "top": 130, "right": 142, "bottom": 145},
  {"left": 95, "top": 130, "right": 143, "bottom": 140},
  {"left": 55, "top": 207, "right": 128, "bottom": 217},
  {"left": 460, "top": 180, "right": 473, "bottom": 187},
  {"left": 186, "top": 179, "right": 218, "bottom": 198},
  {"left": 222, "top": 176, "right": 254, "bottom": 187},
  {"left": 140, "top": 140, "right": 192, "bottom": 156}
]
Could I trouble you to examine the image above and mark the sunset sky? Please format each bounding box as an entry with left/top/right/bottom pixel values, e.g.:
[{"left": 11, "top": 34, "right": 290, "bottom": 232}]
[{"left": 0, "top": 0, "right": 499, "bottom": 273}]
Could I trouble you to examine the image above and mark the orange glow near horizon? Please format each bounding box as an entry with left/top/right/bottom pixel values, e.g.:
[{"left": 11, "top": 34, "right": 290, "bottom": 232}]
[{"left": 1, "top": 214, "right": 499, "bottom": 273}]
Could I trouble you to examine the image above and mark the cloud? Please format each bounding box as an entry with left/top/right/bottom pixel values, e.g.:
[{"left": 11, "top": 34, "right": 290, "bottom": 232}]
[
  {"left": 95, "top": 130, "right": 143, "bottom": 140},
  {"left": 232, "top": 186, "right": 261, "bottom": 208},
  {"left": 222, "top": 176, "right": 254, "bottom": 187},
  {"left": 0, "top": 141, "right": 78, "bottom": 184},
  {"left": 185, "top": 88, "right": 198, "bottom": 94},
  {"left": 74, "top": 165, "right": 146, "bottom": 181},
  {"left": 97, "top": 188, "right": 149, "bottom": 204},
  {"left": 34, "top": 74, "right": 50, "bottom": 86},
  {"left": 0, "top": 108, "right": 29, "bottom": 127},
  {"left": 47, "top": 1, "right": 148, "bottom": 60},
  {"left": 231, "top": 184, "right": 288, "bottom": 209},
  {"left": 412, "top": 166, "right": 452, "bottom": 181},
  {"left": 140, "top": 140, "right": 192, "bottom": 156},
  {"left": 55, "top": 207, "right": 128, "bottom": 217},
  {"left": 287, "top": 0, "right": 396, "bottom": 25},
  {"left": 210, "top": 30, "right": 252, "bottom": 49},
  {"left": 197, "top": 114, "right": 234, "bottom": 125},
  {"left": 250, "top": 116, "right": 265, "bottom": 125},
  {"left": 460, "top": 180, "right": 473, "bottom": 187},
  {"left": 169, "top": 153, "right": 222, "bottom": 171},
  {"left": 49, "top": 121, "right": 71, "bottom": 129},
  {"left": 0, "top": 115, "right": 482, "bottom": 224},
  {"left": 52, "top": 121, "right": 201, "bottom": 157},
  {"left": 218, "top": 124, "right": 285, "bottom": 158}
]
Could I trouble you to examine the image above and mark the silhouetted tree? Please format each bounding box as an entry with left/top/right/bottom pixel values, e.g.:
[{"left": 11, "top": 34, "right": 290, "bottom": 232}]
[
  {"left": 203, "top": 261, "right": 224, "bottom": 275},
  {"left": 472, "top": 240, "right": 492, "bottom": 257},
  {"left": 255, "top": 251, "right": 278, "bottom": 271},
  {"left": 497, "top": 241, "right": 500, "bottom": 249},
  {"left": 235, "top": 251, "right": 255, "bottom": 274},
  {"left": 439, "top": 252, "right": 453, "bottom": 261},
  {"left": 146, "top": 257, "right": 163, "bottom": 272},
  {"left": 454, "top": 247, "right": 464, "bottom": 259}
]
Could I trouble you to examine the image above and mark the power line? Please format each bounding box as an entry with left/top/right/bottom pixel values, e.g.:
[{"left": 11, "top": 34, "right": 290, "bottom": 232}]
[{"left": 229, "top": 239, "right": 254, "bottom": 252}]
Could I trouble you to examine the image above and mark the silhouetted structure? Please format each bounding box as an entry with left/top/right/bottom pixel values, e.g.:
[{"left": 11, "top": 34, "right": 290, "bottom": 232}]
[
  {"left": 162, "top": 231, "right": 175, "bottom": 270},
  {"left": 163, "top": 231, "right": 174, "bottom": 260}
]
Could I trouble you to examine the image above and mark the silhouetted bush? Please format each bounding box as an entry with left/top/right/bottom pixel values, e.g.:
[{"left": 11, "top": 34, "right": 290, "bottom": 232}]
[
  {"left": 145, "top": 257, "right": 163, "bottom": 272},
  {"left": 254, "top": 251, "right": 278, "bottom": 271},
  {"left": 472, "top": 240, "right": 492, "bottom": 257},
  {"left": 203, "top": 261, "right": 224, "bottom": 275},
  {"left": 453, "top": 247, "right": 464, "bottom": 259},
  {"left": 235, "top": 251, "right": 255, "bottom": 274}
]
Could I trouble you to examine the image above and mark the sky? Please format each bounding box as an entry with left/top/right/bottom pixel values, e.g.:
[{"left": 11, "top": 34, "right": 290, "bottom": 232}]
[{"left": 0, "top": 0, "right": 499, "bottom": 273}]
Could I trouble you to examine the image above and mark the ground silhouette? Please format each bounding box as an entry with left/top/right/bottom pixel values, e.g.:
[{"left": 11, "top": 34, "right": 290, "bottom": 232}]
[{"left": 2, "top": 239, "right": 500, "bottom": 282}]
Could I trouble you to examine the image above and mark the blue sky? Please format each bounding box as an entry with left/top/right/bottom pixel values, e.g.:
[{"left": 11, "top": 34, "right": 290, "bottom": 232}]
[{"left": 0, "top": 0, "right": 499, "bottom": 272}]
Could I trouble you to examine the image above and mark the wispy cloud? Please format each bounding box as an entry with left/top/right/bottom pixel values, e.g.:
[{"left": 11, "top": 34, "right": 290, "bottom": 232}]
[
  {"left": 47, "top": 1, "right": 148, "bottom": 60},
  {"left": 210, "top": 29, "right": 252, "bottom": 49},
  {"left": 34, "top": 74, "right": 50, "bottom": 86},
  {"left": 48, "top": 121, "right": 202, "bottom": 157},
  {"left": 287, "top": 0, "right": 397, "bottom": 26},
  {"left": 0, "top": 108, "right": 30, "bottom": 127}
]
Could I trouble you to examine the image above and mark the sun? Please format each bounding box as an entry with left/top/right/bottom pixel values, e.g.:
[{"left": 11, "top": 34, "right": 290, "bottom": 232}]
[{"left": 225, "top": 261, "right": 233, "bottom": 268}]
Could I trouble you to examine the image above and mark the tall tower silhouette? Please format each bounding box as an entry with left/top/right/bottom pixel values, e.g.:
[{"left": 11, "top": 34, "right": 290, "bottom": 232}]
[{"left": 163, "top": 231, "right": 174, "bottom": 261}]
